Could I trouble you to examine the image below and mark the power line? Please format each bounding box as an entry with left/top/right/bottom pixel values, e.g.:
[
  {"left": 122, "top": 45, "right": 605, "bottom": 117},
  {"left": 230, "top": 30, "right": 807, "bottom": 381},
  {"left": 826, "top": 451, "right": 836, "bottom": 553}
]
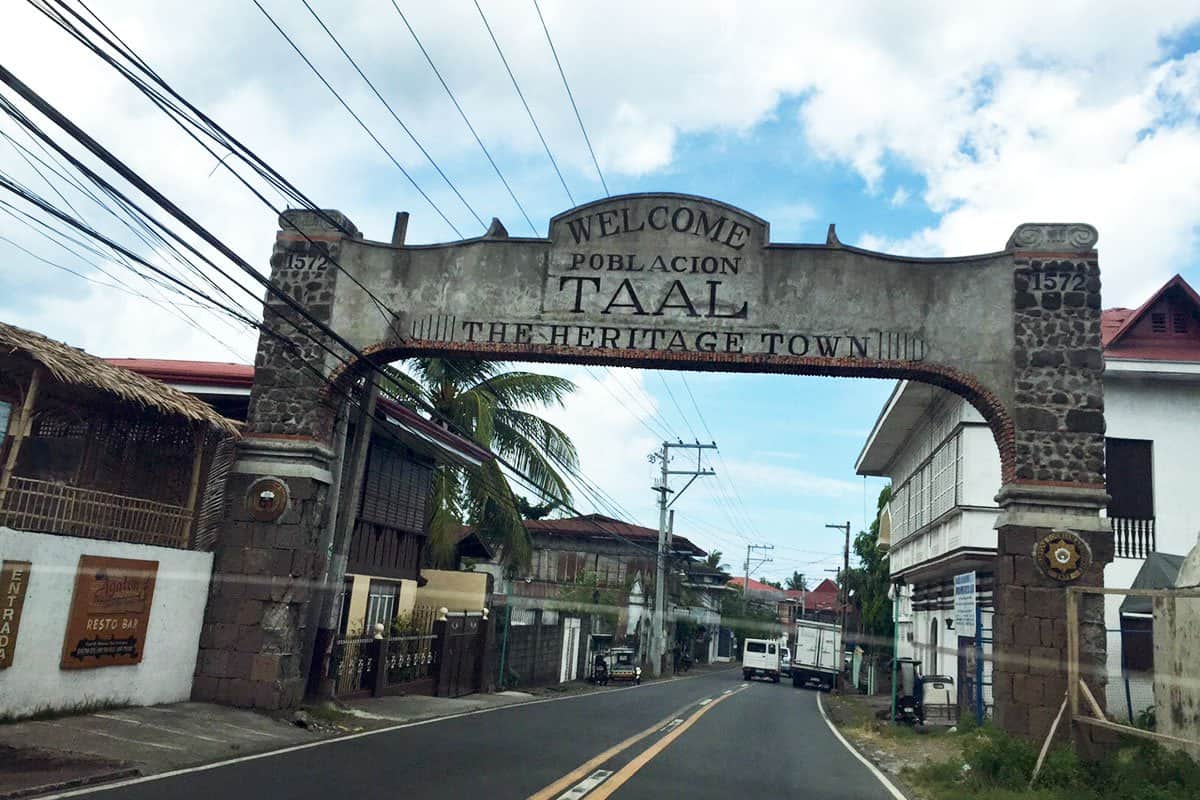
[
  {"left": 471, "top": 0, "right": 575, "bottom": 206},
  {"left": 297, "top": 0, "right": 485, "bottom": 231},
  {"left": 530, "top": 0, "right": 608, "bottom": 196},
  {"left": 0, "top": 56, "right": 657, "bottom": 566},
  {"left": 0, "top": 124, "right": 258, "bottom": 330},
  {"left": 387, "top": 0, "right": 537, "bottom": 236},
  {"left": 250, "top": 0, "right": 464, "bottom": 238},
  {"left": 678, "top": 374, "right": 761, "bottom": 540},
  {"left": 656, "top": 372, "right": 700, "bottom": 441},
  {"left": 16, "top": 5, "right": 711, "bottom": 567}
]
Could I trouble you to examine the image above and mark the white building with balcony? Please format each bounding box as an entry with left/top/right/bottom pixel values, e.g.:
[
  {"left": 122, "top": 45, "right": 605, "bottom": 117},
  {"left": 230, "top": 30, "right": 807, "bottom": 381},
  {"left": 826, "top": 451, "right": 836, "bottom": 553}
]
[{"left": 856, "top": 274, "right": 1200, "bottom": 718}]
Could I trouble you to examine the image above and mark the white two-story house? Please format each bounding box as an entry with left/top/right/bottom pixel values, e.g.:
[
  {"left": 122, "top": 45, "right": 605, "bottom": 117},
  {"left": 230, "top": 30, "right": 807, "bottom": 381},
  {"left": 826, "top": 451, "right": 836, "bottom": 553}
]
[{"left": 855, "top": 274, "right": 1200, "bottom": 719}]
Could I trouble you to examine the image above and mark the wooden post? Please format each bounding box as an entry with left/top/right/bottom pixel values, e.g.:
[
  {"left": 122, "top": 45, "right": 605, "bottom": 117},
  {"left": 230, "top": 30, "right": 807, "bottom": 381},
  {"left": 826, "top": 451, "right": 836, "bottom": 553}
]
[
  {"left": 182, "top": 426, "right": 207, "bottom": 545},
  {"left": 1066, "top": 588, "right": 1079, "bottom": 720},
  {"left": 313, "top": 381, "right": 379, "bottom": 698},
  {"left": 0, "top": 367, "right": 41, "bottom": 505}
]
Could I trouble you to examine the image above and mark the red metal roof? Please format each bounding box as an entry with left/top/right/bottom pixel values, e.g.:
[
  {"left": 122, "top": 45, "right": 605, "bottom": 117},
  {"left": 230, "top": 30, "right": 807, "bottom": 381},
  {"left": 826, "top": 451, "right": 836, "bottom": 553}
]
[
  {"left": 727, "top": 576, "right": 785, "bottom": 596},
  {"left": 1101, "top": 275, "right": 1200, "bottom": 362},
  {"left": 783, "top": 578, "right": 840, "bottom": 611},
  {"left": 106, "top": 358, "right": 492, "bottom": 463},
  {"left": 105, "top": 358, "right": 254, "bottom": 388},
  {"left": 525, "top": 513, "right": 706, "bottom": 556}
]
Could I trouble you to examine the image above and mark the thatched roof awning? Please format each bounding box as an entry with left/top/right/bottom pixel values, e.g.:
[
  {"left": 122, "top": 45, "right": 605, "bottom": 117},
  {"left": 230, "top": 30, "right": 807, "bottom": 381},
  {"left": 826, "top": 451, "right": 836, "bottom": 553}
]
[{"left": 0, "top": 320, "right": 239, "bottom": 436}]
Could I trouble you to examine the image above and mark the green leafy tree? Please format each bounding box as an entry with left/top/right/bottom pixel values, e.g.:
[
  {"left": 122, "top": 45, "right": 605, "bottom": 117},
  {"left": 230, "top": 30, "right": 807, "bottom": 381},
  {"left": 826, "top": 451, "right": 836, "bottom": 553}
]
[
  {"left": 557, "top": 571, "right": 621, "bottom": 627},
  {"left": 785, "top": 571, "right": 808, "bottom": 591},
  {"left": 847, "top": 486, "right": 893, "bottom": 655},
  {"left": 389, "top": 358, "right": 578, "bottom": 569},
  {"left": 515, "top": 495, "right": 559, "bottom": 520},
  {"left": 761, "top": 577, "right": 783, "bottom": 590},
  {"left": 704, "top": 550, "right": 723, "bottom": 569},
  {"left": 718, "top": 590, "right": 780, "bottom": 653}
]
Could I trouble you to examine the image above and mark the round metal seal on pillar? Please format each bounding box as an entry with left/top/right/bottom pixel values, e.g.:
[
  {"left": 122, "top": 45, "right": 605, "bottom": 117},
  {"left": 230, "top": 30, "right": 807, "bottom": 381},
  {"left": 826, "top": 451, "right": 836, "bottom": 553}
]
[
  {"left": 245, "top": 476, "right": 290, "bottom": 522},
  {"left": 1033, "top": 530, "right": 1092, "bottom": 582}
]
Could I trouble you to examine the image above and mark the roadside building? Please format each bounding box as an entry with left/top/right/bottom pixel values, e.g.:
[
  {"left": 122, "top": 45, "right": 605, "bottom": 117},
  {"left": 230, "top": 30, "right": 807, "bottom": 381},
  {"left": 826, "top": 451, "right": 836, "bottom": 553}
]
[
  {"left": 677, "top": 561, "right": 734, "bottom": 663},
  {"left": 481, "top": 513, "right": 707, "bottom": 676},
  {"left": 109, "top": 359, "right": 494, "bottom": 636},
  {"left": 855, "top": 274, "right": 1200, "bottom": 719},
  {"left": 782, "top": 578, "right": 841, "bottom": 627},
  {"left": 0, "top": 323, "right": 236, "bottom": 718}
]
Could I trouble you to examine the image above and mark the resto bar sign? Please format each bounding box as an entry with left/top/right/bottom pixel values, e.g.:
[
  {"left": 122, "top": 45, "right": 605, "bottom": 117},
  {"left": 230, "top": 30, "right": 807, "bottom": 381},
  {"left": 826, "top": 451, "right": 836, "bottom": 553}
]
[{"left": 60, "top": 555, "right": 158, "bottom": 669}]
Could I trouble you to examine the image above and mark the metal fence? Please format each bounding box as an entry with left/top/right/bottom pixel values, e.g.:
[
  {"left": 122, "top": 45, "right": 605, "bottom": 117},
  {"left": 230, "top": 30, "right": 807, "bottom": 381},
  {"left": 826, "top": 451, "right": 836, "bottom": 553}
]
[
  {"left": 326, "top": 606, "right": 446, "bottom": 699},
  {"left": 1066, "top": 585, "right": 1200, "bottom": 755},
  {"left": 329, "top": 636, "right": 377, "bottom": 698}
]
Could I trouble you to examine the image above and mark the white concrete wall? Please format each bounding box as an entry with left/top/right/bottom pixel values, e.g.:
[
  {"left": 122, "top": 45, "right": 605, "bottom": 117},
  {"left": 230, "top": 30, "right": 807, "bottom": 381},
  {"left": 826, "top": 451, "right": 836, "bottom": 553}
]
[
  {"left": 1105, "top": 375, "right": 1200, "bottom": 558},
  {"left": 0, "top": 528, "right": 212, "bottom": 719}
]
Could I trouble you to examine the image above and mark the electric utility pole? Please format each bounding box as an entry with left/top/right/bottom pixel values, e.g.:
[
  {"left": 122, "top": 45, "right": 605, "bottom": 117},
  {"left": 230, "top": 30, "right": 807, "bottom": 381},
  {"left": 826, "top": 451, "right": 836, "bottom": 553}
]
[
  {"left": 649, "top": 440, "right": 715, "bottom": 678},
  {"left": 826, "top": 521, "right": 852, "bottom": 657},
  {"left": 742, "top": 544, "right": 775, "bottom": 597}
]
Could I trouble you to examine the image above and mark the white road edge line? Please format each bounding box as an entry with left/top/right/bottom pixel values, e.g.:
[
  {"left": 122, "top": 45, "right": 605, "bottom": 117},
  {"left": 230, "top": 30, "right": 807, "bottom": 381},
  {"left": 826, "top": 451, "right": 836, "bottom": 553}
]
[
  {"left": 815, "top": 693, "right": 908, "bottom": 800},
  {"left": 37, "top": 667, "right": 741, "bottom": 799}
]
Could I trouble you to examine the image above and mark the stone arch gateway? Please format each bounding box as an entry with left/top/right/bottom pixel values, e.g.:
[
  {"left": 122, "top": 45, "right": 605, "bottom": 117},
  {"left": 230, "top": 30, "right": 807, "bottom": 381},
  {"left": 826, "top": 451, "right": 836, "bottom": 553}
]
[{"left": 196, "top": 193, "right": 1112, "bottom": 743}]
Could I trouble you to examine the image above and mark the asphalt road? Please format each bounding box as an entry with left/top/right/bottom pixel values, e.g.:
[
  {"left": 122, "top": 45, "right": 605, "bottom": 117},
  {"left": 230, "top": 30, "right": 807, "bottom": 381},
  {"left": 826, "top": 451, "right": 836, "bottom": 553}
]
[{"left": 54, "top": 668, "right": 897, "bottom": 800}]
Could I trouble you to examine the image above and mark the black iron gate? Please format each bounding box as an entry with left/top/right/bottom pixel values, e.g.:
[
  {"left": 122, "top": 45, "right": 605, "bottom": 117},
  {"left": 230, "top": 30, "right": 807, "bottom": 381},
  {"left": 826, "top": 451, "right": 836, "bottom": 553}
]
[{"left": 436, "top": 612, "right": 488, "bottom": 698}]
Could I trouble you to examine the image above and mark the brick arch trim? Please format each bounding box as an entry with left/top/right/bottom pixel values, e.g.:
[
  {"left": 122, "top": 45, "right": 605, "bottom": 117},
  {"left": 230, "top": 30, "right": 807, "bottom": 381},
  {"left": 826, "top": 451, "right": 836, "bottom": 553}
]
[{"left": 326, "top": 339, "right": 1018, "bottom": 485}]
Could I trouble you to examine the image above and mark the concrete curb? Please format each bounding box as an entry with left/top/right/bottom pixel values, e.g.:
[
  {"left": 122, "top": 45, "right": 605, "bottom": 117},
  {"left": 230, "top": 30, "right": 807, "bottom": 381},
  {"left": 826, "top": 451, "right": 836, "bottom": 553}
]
[{"left": 0, "top": 767, "right": 141, "bottom": 800}]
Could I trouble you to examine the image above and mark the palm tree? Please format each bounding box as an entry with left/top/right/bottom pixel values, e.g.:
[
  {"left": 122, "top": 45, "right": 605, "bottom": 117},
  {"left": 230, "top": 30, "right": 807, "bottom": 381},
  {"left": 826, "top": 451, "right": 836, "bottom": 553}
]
[
  {"left": 785, "top": 571, "right": 807, "bottom": 591},
  {"left": 704, "top": 550, "right": 723, "bottom": 569},
  {"left": 388, "top": 358, "right": 578, "bottom": 569}
]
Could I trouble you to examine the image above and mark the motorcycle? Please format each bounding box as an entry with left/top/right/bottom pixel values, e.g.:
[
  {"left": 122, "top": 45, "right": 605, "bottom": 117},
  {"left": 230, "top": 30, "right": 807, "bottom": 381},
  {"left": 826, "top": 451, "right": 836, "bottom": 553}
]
[{"left": 592, "top": 655, "right": 609, "bottom": 686}]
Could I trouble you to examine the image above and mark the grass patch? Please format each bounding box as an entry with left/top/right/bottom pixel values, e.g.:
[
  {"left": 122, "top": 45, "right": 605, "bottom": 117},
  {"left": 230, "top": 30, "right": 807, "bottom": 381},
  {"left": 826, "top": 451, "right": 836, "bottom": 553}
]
[{"left": 906, "top": 726, "right": 1200, "bottom": 800}]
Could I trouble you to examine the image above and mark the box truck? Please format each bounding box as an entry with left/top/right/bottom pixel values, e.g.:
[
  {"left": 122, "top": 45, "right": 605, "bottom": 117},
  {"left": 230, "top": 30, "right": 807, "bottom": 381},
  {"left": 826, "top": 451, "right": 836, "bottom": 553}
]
[{"left": 791, "top": 619, "right": 842, "bottom": 691}]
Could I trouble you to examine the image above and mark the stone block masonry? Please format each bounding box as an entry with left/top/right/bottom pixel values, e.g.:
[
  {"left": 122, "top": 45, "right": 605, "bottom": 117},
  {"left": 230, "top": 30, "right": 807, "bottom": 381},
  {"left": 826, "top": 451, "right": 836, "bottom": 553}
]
[
  {"left": 1011, "top": 256, "right": 1105, "bottom": 486},
  {"left": 193, "top": 209, "right": 351, "bottom": 710},
  {"left": 192, "top": 197, "right": 1117, "bottom": 749}
]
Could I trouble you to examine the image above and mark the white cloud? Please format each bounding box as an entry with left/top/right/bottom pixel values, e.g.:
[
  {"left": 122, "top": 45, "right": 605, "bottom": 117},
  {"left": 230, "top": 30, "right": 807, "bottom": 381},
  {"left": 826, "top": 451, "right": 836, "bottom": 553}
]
[
  {"left": 721, "top": 459, "right": 861, "bottom": 499},
  {"left": 889, "top": 187, "right": 910, "bottom": 207},
  {"left": 3, "top": 0, "right": 1200, "bottom": 354},
  {"left": 532, "top": 365, "right": 661, "bottom": 522}
]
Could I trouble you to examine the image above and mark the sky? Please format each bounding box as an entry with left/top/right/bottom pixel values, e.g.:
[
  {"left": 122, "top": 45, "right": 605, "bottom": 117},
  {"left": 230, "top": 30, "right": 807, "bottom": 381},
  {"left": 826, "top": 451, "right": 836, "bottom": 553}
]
[{"left": 2, "top": 1, "right": 1200, "bottom": 583}]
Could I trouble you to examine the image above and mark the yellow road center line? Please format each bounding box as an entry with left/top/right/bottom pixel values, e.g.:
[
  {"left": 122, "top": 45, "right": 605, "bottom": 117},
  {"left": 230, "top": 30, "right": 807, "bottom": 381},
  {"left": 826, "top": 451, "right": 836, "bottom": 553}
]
[
  {"left": 583, "top": 686, "right": 746, "bottom": 800},
  {"left": 527, "top": 703, "right": 699, "bottom": 800}
]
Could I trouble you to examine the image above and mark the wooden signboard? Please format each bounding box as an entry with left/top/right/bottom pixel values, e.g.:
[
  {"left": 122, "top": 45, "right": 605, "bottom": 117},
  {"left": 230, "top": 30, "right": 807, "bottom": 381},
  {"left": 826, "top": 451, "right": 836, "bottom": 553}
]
[
  {"left": 1, "top": 560, "right": 31, "bottom": 669},
  {"left": 60, "top": 555, "right": 158, "bottom": 669}
]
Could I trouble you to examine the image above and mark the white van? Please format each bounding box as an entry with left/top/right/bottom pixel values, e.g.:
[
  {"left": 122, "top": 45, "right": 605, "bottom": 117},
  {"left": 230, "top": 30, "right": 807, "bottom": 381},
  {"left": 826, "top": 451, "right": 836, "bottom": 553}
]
[{"left": 742, "top": 638, "right": 781, "bottom": 682}]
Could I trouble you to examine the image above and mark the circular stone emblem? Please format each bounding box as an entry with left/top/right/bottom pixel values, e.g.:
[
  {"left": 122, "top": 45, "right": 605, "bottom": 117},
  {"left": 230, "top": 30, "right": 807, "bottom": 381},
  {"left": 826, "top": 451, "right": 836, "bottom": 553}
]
[
  {"left": 1033, "top": 530, "right": 1092, "bottom": 582},
  {"left": 246, "top": 477, "right": 290, "bottom": 522}
]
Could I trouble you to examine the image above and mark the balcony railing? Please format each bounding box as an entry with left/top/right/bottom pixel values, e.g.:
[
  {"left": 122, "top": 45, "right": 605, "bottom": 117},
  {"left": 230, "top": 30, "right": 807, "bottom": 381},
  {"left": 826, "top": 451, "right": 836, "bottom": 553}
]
[
  {"left": 0, "top": 476, "right": 193, "bottom": 549},
  {"left": 1111, "top": 516, "right": 1155, "bottom": 560}
]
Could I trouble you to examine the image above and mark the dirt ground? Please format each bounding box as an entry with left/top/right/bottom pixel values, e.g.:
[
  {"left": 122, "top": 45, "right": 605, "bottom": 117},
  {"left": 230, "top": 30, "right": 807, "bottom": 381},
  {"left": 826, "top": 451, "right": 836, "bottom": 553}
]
[{"left": 822, "top": 693, "right": 966, "bottom": 800}]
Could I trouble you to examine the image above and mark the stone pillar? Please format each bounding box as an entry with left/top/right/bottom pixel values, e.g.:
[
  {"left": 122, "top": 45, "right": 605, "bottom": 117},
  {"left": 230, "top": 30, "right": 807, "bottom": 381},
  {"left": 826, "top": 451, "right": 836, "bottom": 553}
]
[
  {"left": 193, "top": 211, "right": 356, "bottom": 709},
  {"left": 991, "top": 225, "right": 1113, "bottom": 743},
  {"left": 991, "top": 486, "right": 1113, "bottom": 741}
]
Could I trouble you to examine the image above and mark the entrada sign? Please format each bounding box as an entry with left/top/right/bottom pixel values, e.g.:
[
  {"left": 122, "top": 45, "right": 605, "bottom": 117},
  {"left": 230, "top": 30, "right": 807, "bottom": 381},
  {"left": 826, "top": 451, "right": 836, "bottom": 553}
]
[{"left": 0, "top": 560, "right": 31, "bottom": 669}]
